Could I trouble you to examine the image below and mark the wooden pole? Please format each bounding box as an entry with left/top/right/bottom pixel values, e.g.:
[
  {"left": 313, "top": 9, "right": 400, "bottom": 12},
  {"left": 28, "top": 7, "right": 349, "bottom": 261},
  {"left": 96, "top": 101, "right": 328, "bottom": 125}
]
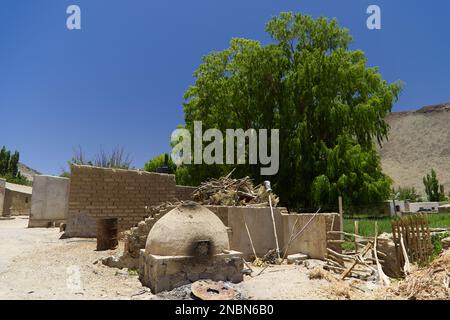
[
  {"left": 338, "top": 196, "right": 344, "bottom": 240},
  {"left": 354, "top": 220, "right": 359, "bottom": 254}
]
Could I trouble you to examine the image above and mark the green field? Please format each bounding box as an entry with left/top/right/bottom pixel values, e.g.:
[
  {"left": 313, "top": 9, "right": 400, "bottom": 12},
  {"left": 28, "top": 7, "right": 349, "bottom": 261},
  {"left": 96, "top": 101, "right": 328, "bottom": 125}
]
[{"left": 343, "top": 213, "right": 450, "bottom": 237}]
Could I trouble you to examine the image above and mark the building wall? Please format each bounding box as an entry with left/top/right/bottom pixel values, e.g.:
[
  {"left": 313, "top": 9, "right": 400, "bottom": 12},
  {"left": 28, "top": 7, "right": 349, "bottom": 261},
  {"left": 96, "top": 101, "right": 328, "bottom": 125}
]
[
  {"left": 407, "top": 202, "right": 440, "bottom": 213},
  {"left": 28, "top": 175, "right": 70, "bottom": 227},
  {"left": 175, "top": 185, "right": 196, "bottom": 201},
  {"left": 0, "top": 178, "right": 5, "bottom": 216},
  {"left": 4, "top": 189, "right": 31, "bottom": 216},
  {"left": 224, "top": 207, "right": 339, "bottom": 259},
  {"left": 65, "top": 164, "right": 176, "bottom": 237}
]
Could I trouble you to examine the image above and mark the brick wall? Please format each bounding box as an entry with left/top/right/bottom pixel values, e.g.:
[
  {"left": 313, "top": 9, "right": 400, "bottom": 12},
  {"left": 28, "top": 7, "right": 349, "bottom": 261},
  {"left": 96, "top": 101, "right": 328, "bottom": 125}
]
[
  {"left": 65, "top": 164, "right": 176, "bottom": 237},
  {"left": 175, "top": 185, "right": 196, "bottom": 201}
]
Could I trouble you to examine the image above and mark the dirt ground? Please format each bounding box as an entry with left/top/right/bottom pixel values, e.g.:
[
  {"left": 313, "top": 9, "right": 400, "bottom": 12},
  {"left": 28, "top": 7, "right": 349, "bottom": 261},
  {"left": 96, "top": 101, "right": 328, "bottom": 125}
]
[{"left": 0, "top": 217, "right": 382, "bottom": 300}]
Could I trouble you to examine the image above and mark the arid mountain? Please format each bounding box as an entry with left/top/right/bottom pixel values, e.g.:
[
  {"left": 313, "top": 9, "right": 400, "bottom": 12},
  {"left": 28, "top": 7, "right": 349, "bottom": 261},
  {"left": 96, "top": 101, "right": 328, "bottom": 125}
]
[
  {"left": 379, "top": 103, "right": 450, "bottom": 195},
  {"left": 18, "top": 163, "right": 41, "bottom": 182}
]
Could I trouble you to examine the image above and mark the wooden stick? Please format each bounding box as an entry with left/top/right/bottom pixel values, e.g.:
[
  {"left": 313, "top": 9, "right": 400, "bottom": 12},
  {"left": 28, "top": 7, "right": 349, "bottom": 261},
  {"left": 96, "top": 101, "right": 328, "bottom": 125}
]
[
  {"left": 399, "top": 230, "right": 411, "bottom": 274},
  {"left": 354, "top": 220, "right": 359, "bottom": 254},
  {"left": 374, "top": 221, "right": 391, "bottom": 286},
  {"left": 340, "top": 243, "right": 372, "bottom": 280},
  {"left": 243, "top": 214, "right": 258, "bottom": 260}
]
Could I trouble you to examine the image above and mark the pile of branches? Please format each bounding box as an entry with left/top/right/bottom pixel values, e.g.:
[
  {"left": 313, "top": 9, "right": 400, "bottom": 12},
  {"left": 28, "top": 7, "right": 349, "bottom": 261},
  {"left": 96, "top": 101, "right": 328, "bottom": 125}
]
[
  {"left": 325, "top": 230, "right": 390, "bottom": 285},
  {"left": 192, "top": 175, "right": 279, "bottom": 207}
]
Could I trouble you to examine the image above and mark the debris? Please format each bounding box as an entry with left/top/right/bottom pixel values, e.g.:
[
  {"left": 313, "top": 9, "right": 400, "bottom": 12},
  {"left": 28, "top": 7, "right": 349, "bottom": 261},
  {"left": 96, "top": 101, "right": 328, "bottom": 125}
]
[
  {"left": 262, "top": 249, "right": 281, "bottom": 265},
  {"left": 287, "top": 253, "right": 309, "bottom": 265},
  {"left": 192, "top": 175, "right": 279, "bottom": 207},
  {"left": 389, "top": 249, "right": 450, "bottom": 300},
  {"left": 191, "top": 280, "right": 237, "bottom": 300}
]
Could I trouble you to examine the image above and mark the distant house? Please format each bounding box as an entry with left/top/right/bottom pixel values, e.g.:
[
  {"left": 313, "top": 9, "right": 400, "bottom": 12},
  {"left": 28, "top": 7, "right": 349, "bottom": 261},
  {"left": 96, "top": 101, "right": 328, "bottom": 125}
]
[
  {"left": 406, "top": 202, "right": 439, "bottom": 213},
  {"left": 2, "top": 182, "right": 32, "bottom": 216}
]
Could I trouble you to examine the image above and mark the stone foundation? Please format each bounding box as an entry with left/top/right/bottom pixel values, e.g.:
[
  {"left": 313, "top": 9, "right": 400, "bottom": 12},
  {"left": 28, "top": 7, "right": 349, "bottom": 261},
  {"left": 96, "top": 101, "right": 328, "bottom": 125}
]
[{"left": 138, "top": 249, "right": 243, "bottom": 293}]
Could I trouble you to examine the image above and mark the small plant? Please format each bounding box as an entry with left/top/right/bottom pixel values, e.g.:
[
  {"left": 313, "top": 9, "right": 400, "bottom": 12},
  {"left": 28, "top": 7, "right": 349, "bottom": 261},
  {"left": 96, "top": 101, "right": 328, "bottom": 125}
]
[
  {"left": 127, "top": 268, "right": 139, "bottom": 276},
  {"left": 431, "top": 231, "right": 450, "bottom": 256}
]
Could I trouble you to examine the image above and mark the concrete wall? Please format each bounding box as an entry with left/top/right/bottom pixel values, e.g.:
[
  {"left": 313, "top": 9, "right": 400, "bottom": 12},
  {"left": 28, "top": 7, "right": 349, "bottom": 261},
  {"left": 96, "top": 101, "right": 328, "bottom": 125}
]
[
  {"left": 65, "top": 164, "right": 177, "bottom": 237},
  {"left": 407, "top": 202, "right": 439, "bottom": 212},
  {"left": 0, "top": 178, "right": 5, "bottom": 216},
  {"left": 175, "top": 185, "right": 196, "bottom": 201},
  {"left": 4, "top": 189, "right": 32, "bottom": 216},
  {"left": 202, "top": 206, "right": 339, "bottom": 260},
  {"left": 28, "top": 175, "right": 70, "bottom": 228}
]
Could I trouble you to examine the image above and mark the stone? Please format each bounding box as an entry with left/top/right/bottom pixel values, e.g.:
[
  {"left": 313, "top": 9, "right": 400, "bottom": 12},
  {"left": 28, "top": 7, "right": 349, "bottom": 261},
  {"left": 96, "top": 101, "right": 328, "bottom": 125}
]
[
  {"left": 304, "top": 259, "right": 325, "bottom": 270},
  {"left": 442, "top": 237, "right": 450, "bottom": 250},
  {"left": 287, "top": 253, "right": 309, "bottom": 264}
]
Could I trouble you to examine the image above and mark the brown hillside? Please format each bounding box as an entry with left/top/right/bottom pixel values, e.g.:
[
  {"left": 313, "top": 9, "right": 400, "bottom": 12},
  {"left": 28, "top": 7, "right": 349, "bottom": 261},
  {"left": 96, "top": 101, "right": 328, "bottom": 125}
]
[{"left": 379, "top": 103, "right": 450, "bottom": 195}]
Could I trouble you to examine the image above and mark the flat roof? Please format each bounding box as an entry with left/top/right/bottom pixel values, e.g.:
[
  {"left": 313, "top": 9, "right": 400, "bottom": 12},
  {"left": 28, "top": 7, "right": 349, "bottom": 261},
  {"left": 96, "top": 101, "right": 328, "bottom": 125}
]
[{"left": 5, "top": 182, "right": 32, "bottom": 195}]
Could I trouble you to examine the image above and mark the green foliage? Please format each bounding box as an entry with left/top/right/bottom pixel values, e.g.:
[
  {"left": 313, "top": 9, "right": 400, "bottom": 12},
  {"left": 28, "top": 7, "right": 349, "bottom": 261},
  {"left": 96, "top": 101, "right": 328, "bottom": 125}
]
[
  {"left": 0, "top": 146, "right": 30, "bottom": 186},
  {"left": 431, "top": 232, "right": 450, "bottom": 256},
  {"left": 423, "top": 169, "right": 443, "bottom": 202},
  {"left": 180, "top": 12, "right": 401, "bottom": 208},
  {"left": 143, "top": 153, "right": 176, "bottom": 174},
  {"left": 391, "top": 186, "right": 421, "bottom": 202}
]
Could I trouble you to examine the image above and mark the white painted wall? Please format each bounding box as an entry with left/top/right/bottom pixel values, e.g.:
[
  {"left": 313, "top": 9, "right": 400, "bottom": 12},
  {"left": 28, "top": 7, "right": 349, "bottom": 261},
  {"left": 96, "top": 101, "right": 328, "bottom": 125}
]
[{"left": 28, "top": 175, "right": 70, "bottom": 227}]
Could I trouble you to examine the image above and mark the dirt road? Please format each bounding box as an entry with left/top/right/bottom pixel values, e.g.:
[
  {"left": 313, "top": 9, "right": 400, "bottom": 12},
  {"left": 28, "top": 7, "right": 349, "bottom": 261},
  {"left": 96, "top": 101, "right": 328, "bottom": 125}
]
[{"left": 0, "top": 217, "right": 335, "bottom": 300}]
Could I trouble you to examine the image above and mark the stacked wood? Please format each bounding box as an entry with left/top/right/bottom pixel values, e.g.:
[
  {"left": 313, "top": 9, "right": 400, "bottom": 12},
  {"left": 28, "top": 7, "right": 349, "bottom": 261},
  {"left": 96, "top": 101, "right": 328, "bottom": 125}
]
[
  {"left": 325, "top": 230, "right": 389, "bottom": 283},
  {"left": 192, "top": 175, "right": 279, "bottom": 207}
]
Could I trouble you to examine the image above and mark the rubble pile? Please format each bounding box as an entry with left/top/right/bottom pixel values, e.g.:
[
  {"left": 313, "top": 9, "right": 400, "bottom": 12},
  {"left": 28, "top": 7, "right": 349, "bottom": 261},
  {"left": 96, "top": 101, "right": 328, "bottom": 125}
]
[
  {"left": 192, "top": 176, "right": 279, "bottom": 207},
  {"left": 390, "top": 249, "right": 450, "bottom": 300}
]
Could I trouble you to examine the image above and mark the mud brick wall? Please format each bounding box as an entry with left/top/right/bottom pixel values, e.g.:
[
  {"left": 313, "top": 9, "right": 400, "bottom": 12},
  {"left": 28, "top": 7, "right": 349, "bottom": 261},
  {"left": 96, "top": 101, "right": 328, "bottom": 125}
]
[
  {"left": 65, "top": 164, "right": 176, "bottom": 237},
  {"left": 175, "top": 185, "right": 196, "bottom": 201}
]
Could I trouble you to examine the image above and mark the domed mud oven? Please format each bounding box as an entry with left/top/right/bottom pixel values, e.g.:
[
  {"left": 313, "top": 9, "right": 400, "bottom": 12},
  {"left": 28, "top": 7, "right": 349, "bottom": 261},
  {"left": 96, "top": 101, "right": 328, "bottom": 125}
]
[{"left": 138, "top": 202, "right": 244, "bottom": 293}]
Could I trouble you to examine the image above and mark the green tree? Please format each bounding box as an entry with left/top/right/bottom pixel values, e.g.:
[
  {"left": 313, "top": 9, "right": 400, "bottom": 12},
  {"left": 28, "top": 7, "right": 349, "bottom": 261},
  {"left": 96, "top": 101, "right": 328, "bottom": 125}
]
[
  {"left": 423, "top": 169, "right": 442, "bottom": 202},
  {"left": 391, "top": 186, "right": 420, "bottom": 202},
  {"left": 180, "top": 12, "right": 400, "bottom": 209},
  {"left": 143, "top": 153, "right": 176, "bottom": 174},
  {"left": 8, "top": 151, "right": 19, "bottom": 177},
  {"left": 0, "top": 146, "right": 30, "bottom": 185}
]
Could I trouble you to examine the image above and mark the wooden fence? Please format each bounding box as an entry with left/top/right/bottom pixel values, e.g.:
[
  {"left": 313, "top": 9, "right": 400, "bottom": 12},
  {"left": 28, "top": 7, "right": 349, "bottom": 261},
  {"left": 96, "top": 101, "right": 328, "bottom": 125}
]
[{"left": 391, "top": 214, "right": 432, "bottom": 267}]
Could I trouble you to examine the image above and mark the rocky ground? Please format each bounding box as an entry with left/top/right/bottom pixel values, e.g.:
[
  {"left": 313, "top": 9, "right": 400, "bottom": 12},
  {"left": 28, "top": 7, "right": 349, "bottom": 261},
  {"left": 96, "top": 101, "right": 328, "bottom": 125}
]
[{"left": 0, "top": 217, "right": 386, "bottom": 300}]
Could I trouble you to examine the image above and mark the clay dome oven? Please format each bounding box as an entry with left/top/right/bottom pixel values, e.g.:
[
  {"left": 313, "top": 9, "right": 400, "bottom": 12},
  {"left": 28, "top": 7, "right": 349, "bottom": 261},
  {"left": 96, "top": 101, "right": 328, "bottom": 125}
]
[{"left": 145, "top": 202, "right": 230, "bottom": 257}]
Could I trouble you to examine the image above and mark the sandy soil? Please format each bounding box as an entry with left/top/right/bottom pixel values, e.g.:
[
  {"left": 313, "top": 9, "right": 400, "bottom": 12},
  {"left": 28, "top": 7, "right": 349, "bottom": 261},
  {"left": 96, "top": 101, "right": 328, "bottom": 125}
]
[{"left": 0, "top": 217, "right": 373, "bottom": 300}]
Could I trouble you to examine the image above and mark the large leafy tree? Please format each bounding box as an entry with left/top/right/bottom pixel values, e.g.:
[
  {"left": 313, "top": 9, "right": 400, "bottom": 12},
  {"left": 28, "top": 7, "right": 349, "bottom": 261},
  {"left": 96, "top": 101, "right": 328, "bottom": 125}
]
[{"left": 181, "top": 12, "right": 401, "bottom": 209}]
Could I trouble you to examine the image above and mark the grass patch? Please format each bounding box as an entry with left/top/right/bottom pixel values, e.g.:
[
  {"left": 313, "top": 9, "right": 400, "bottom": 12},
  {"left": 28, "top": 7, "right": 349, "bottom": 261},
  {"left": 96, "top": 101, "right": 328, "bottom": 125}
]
[{"left": 343, "top": 213, "right": 450, "bottom": 238}]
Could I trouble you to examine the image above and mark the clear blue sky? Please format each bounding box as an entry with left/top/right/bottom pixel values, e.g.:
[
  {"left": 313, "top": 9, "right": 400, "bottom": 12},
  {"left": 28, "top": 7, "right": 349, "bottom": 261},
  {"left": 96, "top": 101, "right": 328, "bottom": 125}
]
[{"left": 1, "top": 0, "right": 449, "bottom": 174}]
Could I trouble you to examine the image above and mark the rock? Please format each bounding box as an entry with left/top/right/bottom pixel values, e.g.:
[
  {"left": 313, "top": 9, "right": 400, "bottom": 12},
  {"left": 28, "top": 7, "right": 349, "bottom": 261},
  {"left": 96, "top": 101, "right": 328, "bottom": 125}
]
[
  {"left": 287, "top": 253, "right": 308, "bottom": 265},
  {"left": 304, "top": 259, "right": 325, "bottom": 270},
  {"left": 442, "top": 237, "right": 450, "bottom": 250}
]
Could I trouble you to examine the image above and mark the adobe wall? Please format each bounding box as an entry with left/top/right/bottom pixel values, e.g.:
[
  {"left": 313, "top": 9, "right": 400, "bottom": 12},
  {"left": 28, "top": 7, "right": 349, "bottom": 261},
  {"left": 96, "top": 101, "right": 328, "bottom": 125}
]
[
  {"left": 28, "top": 175, "right": 70, "bottom": 228},
  {"left": 224, "top": 207, "right": 339, "bottom": 259},
  {"left": 175, "top": 185, "right": 196, "bottom": 201},
  {"left": 0, "top": 178, "right": 5, "bottom": 216},
  {"left": 4, "top": 189, "right": 31, "bottom": 216},
  {"left": 65, "top": 164, "right": 176, "bottom": 237}
]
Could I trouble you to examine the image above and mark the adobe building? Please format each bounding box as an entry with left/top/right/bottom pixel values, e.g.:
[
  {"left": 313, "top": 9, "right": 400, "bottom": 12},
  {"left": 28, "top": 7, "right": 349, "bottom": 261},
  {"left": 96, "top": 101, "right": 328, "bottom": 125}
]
[{"left": 2, "top": 181, "right": 32, "bottom": 216}]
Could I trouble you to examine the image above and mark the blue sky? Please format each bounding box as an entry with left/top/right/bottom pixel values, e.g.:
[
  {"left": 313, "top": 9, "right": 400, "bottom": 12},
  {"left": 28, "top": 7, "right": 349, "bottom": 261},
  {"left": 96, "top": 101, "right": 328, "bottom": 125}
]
[{"left": 0, "top": 0, "right": 449, "bottom": 174}]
